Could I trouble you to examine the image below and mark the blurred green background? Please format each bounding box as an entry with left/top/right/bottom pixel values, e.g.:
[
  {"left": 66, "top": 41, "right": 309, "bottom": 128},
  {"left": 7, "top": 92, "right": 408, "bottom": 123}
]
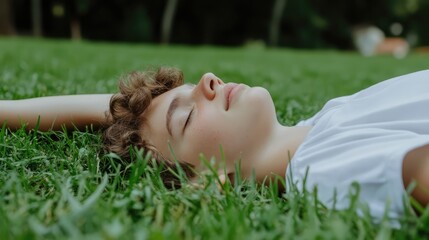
[{"left": 1, "top": 0, "right": 429, "bottom": 49}]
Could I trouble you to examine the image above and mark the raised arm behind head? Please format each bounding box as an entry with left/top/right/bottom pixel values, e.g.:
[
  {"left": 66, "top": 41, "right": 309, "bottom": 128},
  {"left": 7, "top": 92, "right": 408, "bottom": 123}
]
[{"left": 0, "top": 94, "right": 112, "bottom": 131}]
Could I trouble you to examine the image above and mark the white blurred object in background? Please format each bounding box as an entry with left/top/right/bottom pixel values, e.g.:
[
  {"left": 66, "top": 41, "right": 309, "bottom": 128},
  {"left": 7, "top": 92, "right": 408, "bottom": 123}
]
[{"left": 352, "top": 25, "right": 409, "bottom": 59}]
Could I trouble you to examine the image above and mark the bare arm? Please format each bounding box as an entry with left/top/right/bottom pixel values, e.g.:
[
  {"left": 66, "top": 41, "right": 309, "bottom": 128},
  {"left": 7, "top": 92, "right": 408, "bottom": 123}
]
[
  {"left": 0, "top": 94, "right": 112, "bottom": 131},
  {"left": 403, "top": 144, "right": 429, "bottom": 207}
]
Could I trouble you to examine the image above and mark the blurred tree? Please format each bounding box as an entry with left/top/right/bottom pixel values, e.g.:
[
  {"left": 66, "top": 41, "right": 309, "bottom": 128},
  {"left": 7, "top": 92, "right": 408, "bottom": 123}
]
[
  {"left": 122, "top": 3, "right": 152, "bottom": 42},
  {"left": 403, "top": 0, "right": 429, "bottom": 45},
  {"left": 66, "top": 0, "right": 92, "bottom": 40},
  {"left": 269, "top": 0, "right": 287, "bottom": 46},
  {"left": 7, "top": 0, "right": 429, "bottom": 48},
  {"left": 0, "top": 0, "right": 16, "bottom": 35},
  {"left": 281, "top": 0, "right": 327, "bottom": 48},
  {"left": 161, "top": 0, "right": 179, "bottom": 44},
  {"left": 31, "top": 0, "right": 42, "bottom": 36},
  {"left": 278, "top": 0, "right": 429, "bottom": 49},
  {"left": 68, "top": 1, "right": 81, "bottom": 40}
]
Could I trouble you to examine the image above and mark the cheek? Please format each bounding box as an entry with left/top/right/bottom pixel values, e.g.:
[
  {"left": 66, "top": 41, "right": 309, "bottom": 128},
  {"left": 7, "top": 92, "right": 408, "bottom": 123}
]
[
  {"left": 180, "top": 113, "right": 226, "bottom": 161},
  {"left": 192, "top": 112, "right": 224, "bottom": 145}
]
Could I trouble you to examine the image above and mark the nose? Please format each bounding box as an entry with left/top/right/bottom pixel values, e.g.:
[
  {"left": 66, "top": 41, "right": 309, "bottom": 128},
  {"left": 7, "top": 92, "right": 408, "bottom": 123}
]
[{"left": 195, "top": 73, "right": 224, "bottom": 100}]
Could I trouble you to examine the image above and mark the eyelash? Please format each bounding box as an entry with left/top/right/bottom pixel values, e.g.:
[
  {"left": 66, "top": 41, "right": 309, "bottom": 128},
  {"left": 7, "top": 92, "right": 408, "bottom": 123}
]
[{"left": 183, "top": 107, "right": 194, "bottom": 132}]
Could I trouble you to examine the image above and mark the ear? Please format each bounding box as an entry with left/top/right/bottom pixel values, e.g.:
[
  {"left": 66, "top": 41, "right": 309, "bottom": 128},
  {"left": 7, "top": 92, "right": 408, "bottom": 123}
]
[
  {"left": 218, "top": 173, "right": 227, "bottom": 186},
  {"left": 217, "top": 170, "right": 235, "bottom": 186}
]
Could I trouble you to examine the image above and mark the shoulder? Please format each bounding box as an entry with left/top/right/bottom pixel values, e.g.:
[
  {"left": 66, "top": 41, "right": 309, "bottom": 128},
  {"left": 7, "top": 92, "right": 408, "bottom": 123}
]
[
  {"left": 296, "top": 69, "right": 429, "bottom": 127},
  {"left": 353, "top": 69, "right": 429, "bottom": 98}
]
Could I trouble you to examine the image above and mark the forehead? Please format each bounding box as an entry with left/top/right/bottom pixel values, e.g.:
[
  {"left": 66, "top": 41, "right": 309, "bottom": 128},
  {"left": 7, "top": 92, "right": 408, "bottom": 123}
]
[{"left": 145, "top": 83, "right": 193, "bottom": 119}]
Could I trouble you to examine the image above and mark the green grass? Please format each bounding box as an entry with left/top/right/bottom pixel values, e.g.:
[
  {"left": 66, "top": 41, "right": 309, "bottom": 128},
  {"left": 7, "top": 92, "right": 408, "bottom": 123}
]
[{"left": 1, "top": 37, "right": 429, "bottom": 239}]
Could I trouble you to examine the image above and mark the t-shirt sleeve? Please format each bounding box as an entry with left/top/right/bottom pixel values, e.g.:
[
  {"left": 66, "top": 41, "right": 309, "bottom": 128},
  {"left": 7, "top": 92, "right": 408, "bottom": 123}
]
[{"left": 295, "top": 69, "right": 429, "bottom": 127}]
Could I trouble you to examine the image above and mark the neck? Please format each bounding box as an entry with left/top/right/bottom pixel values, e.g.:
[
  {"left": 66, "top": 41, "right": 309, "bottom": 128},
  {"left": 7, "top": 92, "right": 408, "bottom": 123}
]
[{"left": 252, "top": 123, "right": 312, "bottom": 187}]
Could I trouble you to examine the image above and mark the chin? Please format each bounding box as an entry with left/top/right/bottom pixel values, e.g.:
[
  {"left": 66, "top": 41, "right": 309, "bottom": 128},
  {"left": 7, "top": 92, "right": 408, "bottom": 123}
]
[
  {"left": 246, "top": 87, "right": 276, "bottom": 122},
  {"left": 248, "top": 86, "right": 274, "bottom": 107}
]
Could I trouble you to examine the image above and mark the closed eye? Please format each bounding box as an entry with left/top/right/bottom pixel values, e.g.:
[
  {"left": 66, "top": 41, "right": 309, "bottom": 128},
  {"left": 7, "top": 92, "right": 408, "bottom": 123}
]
[{"left": 183, "top": 107, "right": 194, "bottom": 133}]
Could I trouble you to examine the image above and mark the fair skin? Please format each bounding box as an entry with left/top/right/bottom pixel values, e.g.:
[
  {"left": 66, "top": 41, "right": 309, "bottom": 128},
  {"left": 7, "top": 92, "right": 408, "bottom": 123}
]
[
  {"left": 142, "top": 73, "right": 311, "bottom": 184},
  {"left": 140, "top": 73, "right": 429, "bottom": 207},
  {"left": 0, "top": 72, "right": 428, "bottom": 206},
  {"left": 0, "top": 94, "right": 112, "bottom": 131}
]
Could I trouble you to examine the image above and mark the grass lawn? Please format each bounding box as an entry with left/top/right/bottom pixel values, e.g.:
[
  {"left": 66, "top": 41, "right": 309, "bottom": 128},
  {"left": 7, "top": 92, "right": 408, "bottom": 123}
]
[{"left": 1, "top": 37, "right": 429, "bottom": 239}]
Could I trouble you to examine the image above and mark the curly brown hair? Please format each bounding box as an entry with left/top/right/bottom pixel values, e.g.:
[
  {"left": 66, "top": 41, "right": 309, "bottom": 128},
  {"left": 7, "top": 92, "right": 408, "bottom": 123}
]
[{"left": 103, "top": 67, "right": 195, "bottom": 189}]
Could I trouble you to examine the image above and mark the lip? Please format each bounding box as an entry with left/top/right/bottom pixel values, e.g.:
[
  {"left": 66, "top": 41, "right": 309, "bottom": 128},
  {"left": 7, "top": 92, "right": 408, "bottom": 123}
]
[{"left": 224, "top": 83, "right": 242, "bottom": 110}]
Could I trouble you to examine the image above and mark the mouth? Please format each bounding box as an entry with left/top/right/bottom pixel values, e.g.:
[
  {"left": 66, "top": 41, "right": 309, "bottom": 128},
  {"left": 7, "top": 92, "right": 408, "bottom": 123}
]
[{"left": 224, "top": 83, "right": 240, "bottom": 111}]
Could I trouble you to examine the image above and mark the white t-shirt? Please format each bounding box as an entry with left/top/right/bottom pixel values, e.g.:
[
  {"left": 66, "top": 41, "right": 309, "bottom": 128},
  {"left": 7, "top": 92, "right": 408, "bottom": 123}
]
[{"left": 287, "top": 70, "right": 429, "bottom": 222}]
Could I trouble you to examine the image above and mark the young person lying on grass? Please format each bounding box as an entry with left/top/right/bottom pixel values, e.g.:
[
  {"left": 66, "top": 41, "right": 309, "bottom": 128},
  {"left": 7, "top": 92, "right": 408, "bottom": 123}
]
[{"left": 1, "top": 67, "right": 429, "bottom": 223}]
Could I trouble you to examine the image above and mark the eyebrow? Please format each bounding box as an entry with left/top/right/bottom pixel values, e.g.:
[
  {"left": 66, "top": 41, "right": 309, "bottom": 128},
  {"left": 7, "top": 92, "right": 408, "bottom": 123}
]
[{"left": 166, "top": 96, "right": 180, "bottom": 137}]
